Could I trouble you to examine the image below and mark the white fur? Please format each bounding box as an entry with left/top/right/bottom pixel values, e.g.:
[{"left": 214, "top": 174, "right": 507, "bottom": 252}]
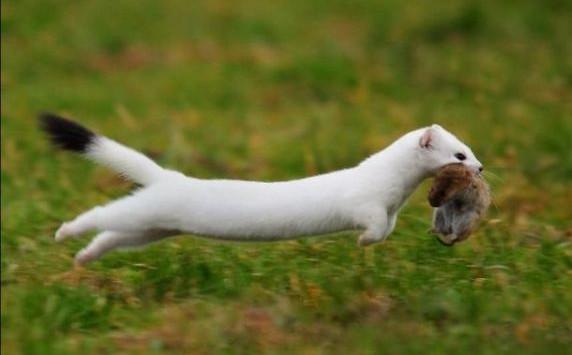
[
  {"left": 54, "top": 124, "right": 482, "bottom": 265},
  {"left": 88, "top": 137, "right": 167, "bottom": 185}
]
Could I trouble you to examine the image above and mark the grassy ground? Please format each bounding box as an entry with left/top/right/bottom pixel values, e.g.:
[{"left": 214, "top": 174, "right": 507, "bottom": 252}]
[{"left": 2, "top": 0, "right": 572, "bottom": 354}]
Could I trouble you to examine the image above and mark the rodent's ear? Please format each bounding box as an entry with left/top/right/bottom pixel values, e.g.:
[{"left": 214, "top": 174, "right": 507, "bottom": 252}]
[{"left": 419, "top": 127, "right": 435, "bottom": 149}]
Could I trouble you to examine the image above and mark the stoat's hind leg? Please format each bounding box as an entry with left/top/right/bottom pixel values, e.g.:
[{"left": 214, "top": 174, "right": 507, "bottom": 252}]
[
  {"left": 55, "top": 206, "right": 104, "bottom": 242},
  {"left": 75, "top": 229, "right": 176, "bottom": 266},
  {"left": 54, "top": 192, "right": 156, "bottom": 242}
]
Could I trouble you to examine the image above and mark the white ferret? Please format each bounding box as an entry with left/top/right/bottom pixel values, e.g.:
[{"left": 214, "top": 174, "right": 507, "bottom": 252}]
[{"left": 39, "top": 113, "right": 483, "bottom": 265}]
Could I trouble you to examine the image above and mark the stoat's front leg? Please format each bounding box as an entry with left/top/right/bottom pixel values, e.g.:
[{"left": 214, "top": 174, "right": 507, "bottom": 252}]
[{"left": 357, "top": 209, "right": 389, "bottom": 247}]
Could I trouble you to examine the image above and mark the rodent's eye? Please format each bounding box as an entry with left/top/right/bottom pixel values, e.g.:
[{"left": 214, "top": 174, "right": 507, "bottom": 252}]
[{"left": 455, "top": 153, "right": 467, "bottom": 161}]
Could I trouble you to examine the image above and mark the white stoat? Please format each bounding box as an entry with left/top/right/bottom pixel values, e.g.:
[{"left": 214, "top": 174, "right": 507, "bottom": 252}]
[{"left": 39, "top": 113, "right": 483, "bottom": 265}]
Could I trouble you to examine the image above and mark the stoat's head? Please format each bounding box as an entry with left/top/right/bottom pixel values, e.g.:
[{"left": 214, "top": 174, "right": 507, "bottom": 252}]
[{"left": 417, "top": 124, "right": 483, "bottom": 175}]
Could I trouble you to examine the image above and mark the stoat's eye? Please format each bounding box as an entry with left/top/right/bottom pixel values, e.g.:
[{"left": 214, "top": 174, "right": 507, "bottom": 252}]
[{"left": 455, "top": 153, "right": 467, "bottom": 161}]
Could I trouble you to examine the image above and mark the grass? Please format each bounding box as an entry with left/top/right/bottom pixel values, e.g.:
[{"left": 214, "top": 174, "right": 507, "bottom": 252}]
[{"left": 2, "top": 0, "right": 572, "bottom": 353}]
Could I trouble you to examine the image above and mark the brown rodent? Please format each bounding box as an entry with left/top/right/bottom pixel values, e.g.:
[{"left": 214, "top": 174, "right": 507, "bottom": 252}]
[{"left": 428, "top": 163, "right": 490, "bottom": 246}]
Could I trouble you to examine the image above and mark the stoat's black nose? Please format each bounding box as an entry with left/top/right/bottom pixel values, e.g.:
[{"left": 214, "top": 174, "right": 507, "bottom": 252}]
[{"left": 478, "top": 166, "right": 484, "bottom": 172}]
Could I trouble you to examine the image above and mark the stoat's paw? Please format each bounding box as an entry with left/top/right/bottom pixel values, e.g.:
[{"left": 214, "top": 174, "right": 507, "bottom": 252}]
[
  {"left": 55, "top": 222, "right": 72, "bottom": 242},
  {"left": 74, "top": 249, "right": 97, "bottom": 266},
  {"left": 358, "top": 232, "right": 381, "bottom": 247}
]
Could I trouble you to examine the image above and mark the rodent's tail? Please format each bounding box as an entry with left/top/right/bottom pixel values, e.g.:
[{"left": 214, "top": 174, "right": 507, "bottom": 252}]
[{"left": 39, "top": 112, "right": 167, "bottom": 185}]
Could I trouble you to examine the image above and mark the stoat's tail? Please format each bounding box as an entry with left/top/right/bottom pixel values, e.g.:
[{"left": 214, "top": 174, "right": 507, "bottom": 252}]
[{"left": 39, "top": 113, "right": 167, "bottom": 186}]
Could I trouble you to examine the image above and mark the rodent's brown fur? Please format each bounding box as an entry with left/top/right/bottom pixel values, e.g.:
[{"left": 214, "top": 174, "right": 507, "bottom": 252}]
[{"left": 428, "top": 163, "right": 490, "bottom": 245}]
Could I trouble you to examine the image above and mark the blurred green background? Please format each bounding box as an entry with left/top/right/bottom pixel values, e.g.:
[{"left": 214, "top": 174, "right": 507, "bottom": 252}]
[{"left": 2, "top": 0, "right": 571, "bottom": 354}]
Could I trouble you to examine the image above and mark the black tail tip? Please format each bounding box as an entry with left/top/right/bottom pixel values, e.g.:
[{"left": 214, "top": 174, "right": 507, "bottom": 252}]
[{"left": 38, "top": 112, "right": 96, "bottom": 153}]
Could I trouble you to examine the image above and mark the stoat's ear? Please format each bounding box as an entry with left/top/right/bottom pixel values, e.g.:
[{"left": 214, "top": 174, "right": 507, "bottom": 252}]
[{"left": 419, "top": 127, "right": 435, "bottom": 149}]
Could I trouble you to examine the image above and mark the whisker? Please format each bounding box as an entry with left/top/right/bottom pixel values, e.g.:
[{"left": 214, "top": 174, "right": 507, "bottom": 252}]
[{"left": 482, "top": 170, "right": 504, "bottom": 182}]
